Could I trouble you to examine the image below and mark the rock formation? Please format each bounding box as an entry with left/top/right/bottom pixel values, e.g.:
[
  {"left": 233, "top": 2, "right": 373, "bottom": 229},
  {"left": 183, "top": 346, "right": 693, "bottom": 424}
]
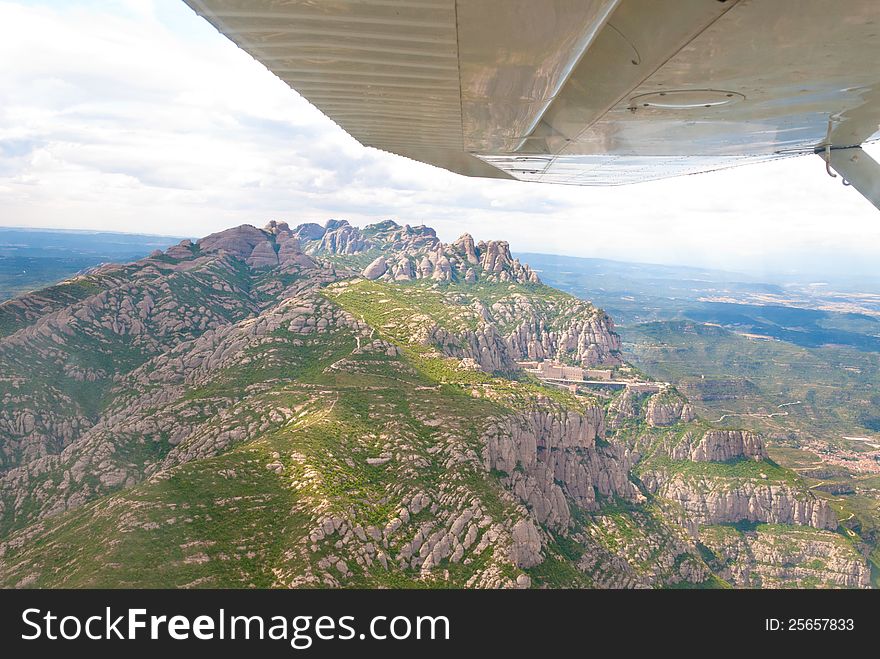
[
  {"left": 483, "top": 399, "right": 636, "bottom": 529},
  {"left": 690, "top": 430, "right": 768, "bottom": 462},
  {"left": 293, "top": 219, "right": 540, "bottom": 285},
  {"left": 645, "top": 392, "right": 695, "bottom": 427},
  {"left": 644, "top": 474, "right": 838, "bottom": 530}
]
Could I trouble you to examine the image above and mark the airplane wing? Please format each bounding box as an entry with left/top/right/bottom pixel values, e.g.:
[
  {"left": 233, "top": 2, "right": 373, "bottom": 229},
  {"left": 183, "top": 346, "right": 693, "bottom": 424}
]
[{"left": 183, "top": 0, "right": 880, "bottom": 204}]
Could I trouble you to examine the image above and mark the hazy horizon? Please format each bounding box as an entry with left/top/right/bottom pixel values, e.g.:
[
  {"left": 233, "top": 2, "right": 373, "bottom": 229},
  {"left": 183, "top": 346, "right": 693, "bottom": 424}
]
[{"left": 4, "top": 221, "right": 880, "bottom": 290}]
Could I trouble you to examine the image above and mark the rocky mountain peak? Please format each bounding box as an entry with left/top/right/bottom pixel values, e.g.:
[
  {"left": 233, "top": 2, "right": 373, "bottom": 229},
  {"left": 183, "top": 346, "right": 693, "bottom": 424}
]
[
  {"left": 153, "top": 219, "right": 540, "bottom": 286},
  {"left": 209, "top": 218, "right": 537, "bottom": 285},
  {"left": 178, "top": 222, "right": 310, "bottom": 269},
  {"left": 453, "top": 233, "right": 479, "bottom": 265},
  {"left": 263, "top": 220, "right": 292, "bottom": 236},
  {"left": 303, "top": 219, "right": 371, "bottom": 256},
  {"left": 353, "top": 224, "right": 538, "bottom": 284},
  {"left": 365, "top": 219, "right": 400, "bottom": 233},
  {"left": 291, "top": 222, "right": 326, "bottom": 242},
  {"left": 362, "top": 220, "right": 439, "bottom": 253},
  {"left": 198, "top": 224, "right": 269, "bottom": 260},
  {"left": 325, "top": 219, "right": 350, "bottom": 231}
]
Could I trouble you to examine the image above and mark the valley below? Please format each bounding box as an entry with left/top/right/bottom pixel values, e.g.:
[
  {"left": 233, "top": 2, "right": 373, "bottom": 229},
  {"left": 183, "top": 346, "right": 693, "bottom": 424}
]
[{"left": 529, "top": 252, "right": 880, "bottom": 583}]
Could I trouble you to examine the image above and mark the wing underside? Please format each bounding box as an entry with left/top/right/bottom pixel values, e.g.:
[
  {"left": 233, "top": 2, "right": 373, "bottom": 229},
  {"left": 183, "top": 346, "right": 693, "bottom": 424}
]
[{"left": 184, "top": 0, "right": 880, "bottom": 185}]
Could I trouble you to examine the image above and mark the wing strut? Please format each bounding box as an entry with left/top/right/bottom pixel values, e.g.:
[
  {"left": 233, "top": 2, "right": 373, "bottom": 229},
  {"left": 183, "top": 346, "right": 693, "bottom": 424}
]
[{"left": 822, "top": 146, "right": 880, "bottom": 211}]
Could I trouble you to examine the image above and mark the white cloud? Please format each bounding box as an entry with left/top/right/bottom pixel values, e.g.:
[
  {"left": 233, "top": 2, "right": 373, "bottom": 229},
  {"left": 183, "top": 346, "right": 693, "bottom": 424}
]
[{"left": 1, "top": 0, "right": 879, "bottom": 280}]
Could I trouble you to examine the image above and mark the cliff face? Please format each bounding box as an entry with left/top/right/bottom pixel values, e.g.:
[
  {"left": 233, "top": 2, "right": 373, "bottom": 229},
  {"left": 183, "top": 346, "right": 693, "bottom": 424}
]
[
  {"left": 297, "top": 219, "right": 619, "bottom": 368},
  {"left": 608, "top": 388, "right": 641, "bottom": 429},
  {"left": 700, "top": 525, "right": 871, "bottom": 588},
  {"left": 605, "top": 385, "right": 851, "bottom": 584},
  {"left": 645, "top": 393, "right": 695, "bottom": 427},
  {"left": 504, "top": 311, "right": 621, "bottom": 367},
  {"left": 493, "top": 294, "right": 621, "bottom": 367},
  {"left": 358, "top": 236, "right": 539, "bottom": 285},
  {"left": 427, "top": 324, "right": 518, "bottom": 373},
  {"left": 483, "top": 400, "right": 637, "bottom": 529},
  {"left": 635, "top": 426, "right": 835, "bottom": 531},
  {"left": 427, "top": 310, "right": 621, "bottom": 374},
  {"left": 643, "top": 474, "right": 838, "bottom": 530},
  {"left": 634, "top": 427, "right": 770, "bottom": 463},
  {"left": 689, "top": 430, "right": 768, "bottom": 462}
]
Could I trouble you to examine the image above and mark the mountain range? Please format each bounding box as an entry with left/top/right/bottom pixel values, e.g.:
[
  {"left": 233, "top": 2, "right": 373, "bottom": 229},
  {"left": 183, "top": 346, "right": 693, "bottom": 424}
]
[{"left": 0, "top": 219, "right": 870, "bottom": 588}]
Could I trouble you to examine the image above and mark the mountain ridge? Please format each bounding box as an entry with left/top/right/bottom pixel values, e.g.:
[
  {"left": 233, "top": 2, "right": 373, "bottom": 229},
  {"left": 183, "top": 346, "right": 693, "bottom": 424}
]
[{"left": 0, "top": 219, "right": 869, "bottom": 588}]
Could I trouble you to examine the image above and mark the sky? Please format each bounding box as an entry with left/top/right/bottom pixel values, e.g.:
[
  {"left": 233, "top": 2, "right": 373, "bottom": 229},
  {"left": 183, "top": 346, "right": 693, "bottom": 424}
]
[{"left": 1, "top": 0, "right": 879, "bottom": 281}]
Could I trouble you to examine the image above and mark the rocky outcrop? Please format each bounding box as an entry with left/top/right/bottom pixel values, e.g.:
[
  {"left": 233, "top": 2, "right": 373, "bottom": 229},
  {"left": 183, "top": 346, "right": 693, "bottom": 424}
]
[
  {"left": 192, "top": 218, "right": 541, "bottom": 285},
  {"left": 291, "top": 222, "right": 326, "bottom": 242},
  {"left": 165, "top": 239, "right": 195, "bottom": 260},
  {"left": 642, "top": 473, "right": 837, "bottom": 530},
  {"left": 311, "top": 220, "right": 373, "bottom": 255},
  {"left": 700, "top": 526, "right": 871, "bottom": 588},
  {"left": 198, "top": 224, "right": 268, "bottom": 260},
  {"left": 277, "top": 237, "right": 312, "bottom": 267},
  {"left": 608, "top": 388, "right": 641, "bottom": 429},
  {"left": 690, "top": 430, "right": 768, "bottom": 462},
  {"left": 453, "top": 233, "right": 479, "bottom": 265},
  {"left": 643, "top": 429, "right": 771, "bottom": 463},
  {"left": 471, "top": 239, "right": 539, "bottom": 284},
  {"left": 645, "top": 393, "right": 695, "bottom": 427},
  {"left": 295, "top": 220, "right": 539, "bottom": 285},
  {"left": 483, "top": 400, "right": 637, "bottom": 529},
  {"left": 428, "top": 323, "right": 517, "bottom": 373},
  {"left": 0, "top": 400, "right": 90, "bottom": 470},
  {"left": 198, "top": 222, "right": 317, "bottom": 270},
  {"left": 477, "top": 240, "right": 538, "bottom": 283},
  {"left": 362, "top": 257, "right": 387, "bottom": 280},
  {"left": 246, "top": 240, "right": 278, "bottom": 268},
  {"left": 499, "top": 296, "right": 621, "bottom": 367},
  {"left": 509, "top": 519, "right": 542, "bottom": 568}
]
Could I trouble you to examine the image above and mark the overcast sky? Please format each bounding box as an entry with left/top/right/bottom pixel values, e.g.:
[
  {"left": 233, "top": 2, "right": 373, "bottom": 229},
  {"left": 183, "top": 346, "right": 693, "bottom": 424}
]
[{"left": 2, "top": 0, "right": 879, "bottom": 280}]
